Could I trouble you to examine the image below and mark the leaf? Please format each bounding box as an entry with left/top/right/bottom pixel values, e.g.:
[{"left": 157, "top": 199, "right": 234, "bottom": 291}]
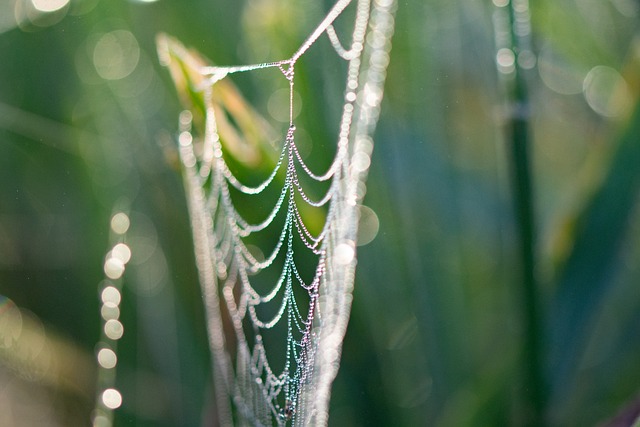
[
  {"left": 547, "top": 101, "right": 640, "bottom": 400},
  {"left": 156, "top": 33, "right": 279, "bottom": 169},
  {"left": 157, "top": 33, "right": 326, "bottom": 232}
]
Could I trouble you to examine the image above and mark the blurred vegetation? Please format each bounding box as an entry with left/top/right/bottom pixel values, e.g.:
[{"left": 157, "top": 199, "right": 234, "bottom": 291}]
[{"left": 1, "top": 0, "right": 640, "bottom": 426}]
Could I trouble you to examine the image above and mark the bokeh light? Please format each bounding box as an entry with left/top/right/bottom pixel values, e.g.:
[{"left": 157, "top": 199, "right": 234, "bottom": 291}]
[
  {"left": 111, "top": 243, "right": 132, "bottom": 264},
  {"left": 31, "top": 0, "right": 69, "bottom": 13},
  {"left": 101, "top": 388, "right": 122, "bottom": 409},
  {"left": 130, "top": 247, "right": 168, "bottom": 296},
  {"left": 110, "top": 213, "right": 130, "bottom": 235},
  {"left": 97, "top": 348, "right": 118, "bottom": 369},
  {"left": 267, "top": 88, "right": 302, "bottom": 123},
  {"left": 104, "top": 319, "right": 124, "bottom": 340},
  {"left": 100, "top": 302, "right": 120, "bottom": 321},
  {"left": 334, "top": 242, "right": 355, "bottom": 265},
  {"left": 104, "top": 257, "right": 125, "bottom": 280},
  {"left": 0, "top": 298, "right": 23, "bottom": 349},
  {"left": 101, "top": 286, "right": 121, "bottom": 306},
  {"left": 496, "top": 48, "right": 516, "bottom": 74},
  {"left": 93, "top": 30, "right": 140, "bottom": 81},
  {"left": 583, "top": 65, "right": 632, "bottom": 118},
  {"left": 92, "top": 414, "right": 110, "bottom": 427},
  {"left": 538, "top": 44, "right": 586, "bottom": 95},
  {"left": 357, "top": 205, "right": 380, "bottom": 246},
  {"left": 352, "top": 151, "right": 371, "bottom": 173}
]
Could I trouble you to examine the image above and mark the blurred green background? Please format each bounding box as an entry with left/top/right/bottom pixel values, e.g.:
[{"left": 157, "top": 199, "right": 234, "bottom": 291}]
[{"left": 1, "top": 0, "right": 640, "bottom": 426}]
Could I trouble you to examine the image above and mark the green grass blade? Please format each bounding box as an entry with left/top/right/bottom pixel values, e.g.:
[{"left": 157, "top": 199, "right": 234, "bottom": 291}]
[{"left": 548, "top": 102, "right": 640, "bottom": 403}]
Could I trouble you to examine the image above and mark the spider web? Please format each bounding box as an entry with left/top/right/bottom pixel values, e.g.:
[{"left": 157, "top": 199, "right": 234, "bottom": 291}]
[{"left": 158, "top": 0, "right": 396, "bottom": 424}]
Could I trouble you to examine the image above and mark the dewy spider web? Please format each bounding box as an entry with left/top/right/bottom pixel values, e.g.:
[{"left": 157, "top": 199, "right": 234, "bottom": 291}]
[{"left": 158, "top": 0, "right": 396, "bottom": 425}]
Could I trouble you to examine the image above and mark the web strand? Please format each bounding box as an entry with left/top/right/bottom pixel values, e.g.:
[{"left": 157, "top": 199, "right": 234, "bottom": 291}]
[
  {"left": 159, "top": 0, "right": 397, "bottom": 424},
  {"left": 199, "top": 0, "right": 353, "bottom": 80}
]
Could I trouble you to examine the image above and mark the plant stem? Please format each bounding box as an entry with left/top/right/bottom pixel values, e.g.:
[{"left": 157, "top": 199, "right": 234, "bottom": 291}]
[
  {"left": 509, "top": 92, "right": 545, "bottom": 427},
  {"left": 505, "top": 1, "right": 546, "bottom": 425}
]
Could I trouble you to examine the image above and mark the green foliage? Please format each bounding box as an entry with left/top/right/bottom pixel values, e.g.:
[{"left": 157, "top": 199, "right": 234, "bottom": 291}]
[{"left": 1, "top": 0, "right": 639, "bottom": 426}]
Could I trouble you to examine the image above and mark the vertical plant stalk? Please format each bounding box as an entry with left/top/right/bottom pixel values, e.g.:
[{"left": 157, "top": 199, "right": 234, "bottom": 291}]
[
  {"left": 501, "top": 0, "right": 546, "bottom": 425},
  {"left": 509, "top": 85, "right": 545, "bottom": 427}
]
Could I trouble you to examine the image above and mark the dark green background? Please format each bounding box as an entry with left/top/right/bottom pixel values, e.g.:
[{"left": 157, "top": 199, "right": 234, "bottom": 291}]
[{"left": 1, "top": 0, "right": 639, "bottom": 425}]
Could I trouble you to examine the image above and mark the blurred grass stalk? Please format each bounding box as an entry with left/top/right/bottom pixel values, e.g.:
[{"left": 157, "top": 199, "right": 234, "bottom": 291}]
[{"left": 501, "top": 0, "right": 546, "bottom": 425}]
